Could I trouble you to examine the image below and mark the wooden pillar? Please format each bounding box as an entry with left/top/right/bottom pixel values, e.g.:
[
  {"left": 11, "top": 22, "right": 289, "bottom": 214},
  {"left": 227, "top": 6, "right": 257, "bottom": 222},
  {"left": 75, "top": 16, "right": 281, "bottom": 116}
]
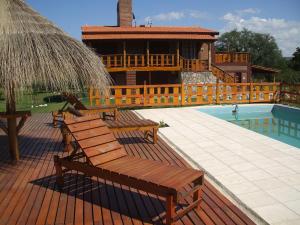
[
  {"left": 166, "top": 195, "right": 175, "bottom": 225},
  {"left": 181, "top": 82, "right": 185, "bottom": 106},
  {"left": 250, "top": 82, "right": 253, "bottom": 103},
  {"left": 6, "top": 88, "right": 19, "bottom": 161},
  {"left": 147, "top": 41, "right": 150, "bottom": 66},
  {"left": 216, "top": 79, "right": 219, "bottom": 104},
  {"left": 176, "top": 41, "right": 180, "bottom": 67},
  {"left": 123, "top": 41, "right": 127, "bottom": 67},
  {"left": 208, "top": 43, "right": 212, "bottom": 71}
]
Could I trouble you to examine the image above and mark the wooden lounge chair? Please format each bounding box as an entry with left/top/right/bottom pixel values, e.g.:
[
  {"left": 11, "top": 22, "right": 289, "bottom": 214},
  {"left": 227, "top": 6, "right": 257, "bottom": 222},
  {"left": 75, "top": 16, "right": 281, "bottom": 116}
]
[
  {"left": 52, "top": 92, "right": 118, "bottom": 127},
  {"left": 54, "top": 115, "right": 204, "bottom": 225},
  {"left": 61, "top": 109, "right": 159, "bottom": 151}
]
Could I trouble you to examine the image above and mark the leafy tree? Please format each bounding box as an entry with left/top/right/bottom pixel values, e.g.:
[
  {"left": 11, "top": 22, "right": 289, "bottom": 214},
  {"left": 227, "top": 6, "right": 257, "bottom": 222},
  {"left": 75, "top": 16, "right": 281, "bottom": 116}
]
[
  {"left": 216, "top": 29, "right": 285, "bottom": 69},
  {"left": 289, "top": 47, "right": 300, "bottom": 71},
  {"left": 216, "top": 29, "right": 300, "bottom": 83}
]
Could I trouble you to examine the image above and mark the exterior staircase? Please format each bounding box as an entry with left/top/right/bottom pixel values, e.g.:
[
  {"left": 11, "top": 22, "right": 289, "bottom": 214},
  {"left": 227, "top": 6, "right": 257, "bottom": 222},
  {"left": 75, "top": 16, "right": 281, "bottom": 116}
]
[{"left": 211, "top": 64, "right": 235, "bottom": 83}]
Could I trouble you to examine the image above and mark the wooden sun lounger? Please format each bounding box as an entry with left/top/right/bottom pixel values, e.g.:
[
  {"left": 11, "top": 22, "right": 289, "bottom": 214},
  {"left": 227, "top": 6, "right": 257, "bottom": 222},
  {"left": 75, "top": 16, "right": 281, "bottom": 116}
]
[
  {"left": 61, "top": 112, "right": 159, "bottom": 151},
  {"left": 52, "top": 92, "right": 118, "bottom": 127},
  {"left": 54, "top": 115, "right": 204, "bottom": 225}
]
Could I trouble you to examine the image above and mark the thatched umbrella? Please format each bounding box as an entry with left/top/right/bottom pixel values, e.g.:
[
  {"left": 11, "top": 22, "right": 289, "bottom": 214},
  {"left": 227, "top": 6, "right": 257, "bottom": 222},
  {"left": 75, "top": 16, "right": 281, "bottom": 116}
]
[{"left": 0, "top": 0, "right": 111, "bottom": 160}]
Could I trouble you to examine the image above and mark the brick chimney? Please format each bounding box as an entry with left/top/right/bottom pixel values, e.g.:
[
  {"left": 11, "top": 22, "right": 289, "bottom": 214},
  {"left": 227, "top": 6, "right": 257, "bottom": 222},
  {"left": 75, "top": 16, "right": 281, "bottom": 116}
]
[{"left": 117, "top": 0, "right": 133, "bottom": 27}]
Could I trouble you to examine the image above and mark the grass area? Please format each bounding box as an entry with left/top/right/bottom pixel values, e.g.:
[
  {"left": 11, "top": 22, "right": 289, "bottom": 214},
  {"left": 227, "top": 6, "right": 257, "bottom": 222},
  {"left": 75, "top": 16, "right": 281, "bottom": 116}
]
[{"left": 0, "top": 91, "right": 88, "bottom": 113}]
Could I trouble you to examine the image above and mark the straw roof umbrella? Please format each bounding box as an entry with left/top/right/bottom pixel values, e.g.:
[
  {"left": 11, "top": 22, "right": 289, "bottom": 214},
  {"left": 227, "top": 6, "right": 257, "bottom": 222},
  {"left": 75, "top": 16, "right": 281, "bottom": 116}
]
[{"left": 0, "top": 0, "right": 111, "bottom": 160}]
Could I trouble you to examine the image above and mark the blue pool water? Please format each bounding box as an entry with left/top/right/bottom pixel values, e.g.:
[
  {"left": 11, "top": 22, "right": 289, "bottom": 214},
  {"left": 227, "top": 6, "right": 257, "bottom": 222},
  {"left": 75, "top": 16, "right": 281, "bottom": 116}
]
[{"left": 198, "top": 105, "right": 300, "bottom": 148}]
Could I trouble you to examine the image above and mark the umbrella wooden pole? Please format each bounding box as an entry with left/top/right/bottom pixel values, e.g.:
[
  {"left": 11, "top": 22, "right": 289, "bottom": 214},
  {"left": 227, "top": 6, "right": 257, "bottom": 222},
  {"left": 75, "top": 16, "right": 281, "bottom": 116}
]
[{"left": 6, "top": 92, "right": 19, "bottom": 161}]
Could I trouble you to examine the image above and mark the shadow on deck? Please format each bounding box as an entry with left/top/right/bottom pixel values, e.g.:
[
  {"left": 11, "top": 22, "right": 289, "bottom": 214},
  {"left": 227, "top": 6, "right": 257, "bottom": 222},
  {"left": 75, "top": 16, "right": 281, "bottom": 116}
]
[{"left": 0, "top": 111, "right": 255, "bottom": 225}]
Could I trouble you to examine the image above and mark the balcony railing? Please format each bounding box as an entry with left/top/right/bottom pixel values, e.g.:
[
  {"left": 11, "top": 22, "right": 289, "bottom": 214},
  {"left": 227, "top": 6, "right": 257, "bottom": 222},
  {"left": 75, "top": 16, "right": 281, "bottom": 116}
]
[
  {"left": 101, "top": 54, "right": 179, "bottom": 69},
  {"left": 181, "top": 58, "right": 208, "bottom": 72},
  {"left": 100, "top": 54, "right": 210, "bottom": 73},
  {"left": 215, "top": 52, "right": 250, "bottom": 64}
]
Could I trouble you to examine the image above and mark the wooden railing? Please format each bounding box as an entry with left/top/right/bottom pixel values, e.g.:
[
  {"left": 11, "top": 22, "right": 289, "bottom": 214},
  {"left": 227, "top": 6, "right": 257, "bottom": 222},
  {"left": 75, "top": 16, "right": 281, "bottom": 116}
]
[
  {"left": 100, "top": 54, "right": 124, "bottom": 68},
  {"left": 101, "top": 54, "right": 178, "bottom": 69},
  {"left": 211, "top": 64, "right": 235, "bottom": 83},
  {"left": 280, "top": 83, "right": 300, "bottom": 105},
  {"left": 181, "top": 58, "right": 209, "bottom": 72},
  {"left": 149, "top": 54, "right": 177, "bottom": 67},
  {"left": 215, "top": 52, "right": 250, "bottom": 64},
  {"left": 89, "top": 83, "right": 280, "bottom": 107}
]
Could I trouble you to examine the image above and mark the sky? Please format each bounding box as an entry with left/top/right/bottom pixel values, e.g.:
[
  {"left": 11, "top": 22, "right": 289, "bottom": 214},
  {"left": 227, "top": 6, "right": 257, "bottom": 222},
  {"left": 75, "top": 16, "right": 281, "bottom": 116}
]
[{"left": 27, "top": 0, "right": 300, "bottom": 57}]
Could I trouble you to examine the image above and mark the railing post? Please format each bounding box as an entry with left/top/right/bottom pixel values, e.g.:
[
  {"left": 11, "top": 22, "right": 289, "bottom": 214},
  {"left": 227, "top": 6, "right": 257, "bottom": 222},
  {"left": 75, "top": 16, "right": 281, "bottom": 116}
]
[
  {"left": 216, "top": 79, "right": 219, "bottom": 104},
  {"left": 181, "top": 82, "right": 185, "bottom": 106},
  {"left": 250, "top": 83, "right": 253, "bottom": 103},
  {"left": 143, "top": 81, "right": 147, "bottom": 106},
  {"left": 88, "top": 87, "right": 93, "bottom": 106}
]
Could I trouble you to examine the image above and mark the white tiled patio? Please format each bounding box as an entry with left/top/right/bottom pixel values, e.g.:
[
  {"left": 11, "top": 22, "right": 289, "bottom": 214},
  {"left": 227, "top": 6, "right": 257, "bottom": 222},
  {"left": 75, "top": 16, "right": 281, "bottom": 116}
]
[{"left": 135, "top": 105, "right": 300, "bottom": 225}]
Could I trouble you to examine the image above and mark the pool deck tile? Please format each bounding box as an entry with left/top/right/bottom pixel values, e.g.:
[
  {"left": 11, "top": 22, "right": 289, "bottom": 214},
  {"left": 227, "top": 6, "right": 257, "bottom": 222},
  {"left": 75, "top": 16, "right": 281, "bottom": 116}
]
[{"left": 136, "top": 105, "right": 300, "bottom": 225}]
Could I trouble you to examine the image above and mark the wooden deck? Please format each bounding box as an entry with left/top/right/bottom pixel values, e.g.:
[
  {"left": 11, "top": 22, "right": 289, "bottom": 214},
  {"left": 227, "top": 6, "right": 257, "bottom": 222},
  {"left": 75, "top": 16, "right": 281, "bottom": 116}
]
[{"left": 0, "top": 111, "right": 256, "bottom": 225}]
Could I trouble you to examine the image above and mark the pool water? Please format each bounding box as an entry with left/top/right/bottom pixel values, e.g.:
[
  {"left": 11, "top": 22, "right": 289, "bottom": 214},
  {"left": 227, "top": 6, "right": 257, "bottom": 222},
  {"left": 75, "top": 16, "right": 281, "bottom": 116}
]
[{"left": 198, "top": 105, "right": 300, "bottom": 148}]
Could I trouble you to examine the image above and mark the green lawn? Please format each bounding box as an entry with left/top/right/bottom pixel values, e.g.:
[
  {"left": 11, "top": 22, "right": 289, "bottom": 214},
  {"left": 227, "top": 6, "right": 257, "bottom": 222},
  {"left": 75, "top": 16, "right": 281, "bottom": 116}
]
[{"left": 0, "top": 91, "right": 88, "bottom": 113}]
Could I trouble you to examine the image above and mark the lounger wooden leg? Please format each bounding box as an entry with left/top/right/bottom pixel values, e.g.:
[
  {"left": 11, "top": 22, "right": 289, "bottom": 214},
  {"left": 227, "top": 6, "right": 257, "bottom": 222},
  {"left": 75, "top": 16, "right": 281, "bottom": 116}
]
[
  {"left": 166, "top": 195, "right": 176, "bottom": 225},
  {"left": 144, "top": 130, "right": 149, "bottom": 139},
  {"left": 153, "top": 128, "right": 158, "bottom": 144},
  {"left": 64, "top": 132, "right": 72, "bottom": 152},
  {"left": 193, "top": 177, "right": 203, "bottom": 211},
  {"left": 114, "top": 109, "right": 118, "bottom": 120},
  {"left": 52, "top": 111, "right": 58, "bottom": 127},
  {"left": 54, "top": 156, "right": 64, "bottom": 187}
]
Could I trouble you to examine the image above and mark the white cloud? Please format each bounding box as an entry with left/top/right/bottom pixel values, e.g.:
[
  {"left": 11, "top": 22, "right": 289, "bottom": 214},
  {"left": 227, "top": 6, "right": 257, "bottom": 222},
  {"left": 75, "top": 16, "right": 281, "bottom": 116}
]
[
  {"left": 144, "top": 10, "right": 209, "bottom": 23},
  {"left": 149, "top": 11, "right": 185, "bottom": 22},
  {"left": 188, "top": 10, "right": 209, "bottom": 20},
  {"left": 236, "top": 8, "right": 260, "bottom": 16},
  {"left": 221, "top": 11, "right": 300, "bottom": 56}
]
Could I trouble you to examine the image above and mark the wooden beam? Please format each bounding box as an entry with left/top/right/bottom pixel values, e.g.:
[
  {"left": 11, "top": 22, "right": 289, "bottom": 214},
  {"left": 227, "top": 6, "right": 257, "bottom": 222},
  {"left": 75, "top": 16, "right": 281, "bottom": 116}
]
[
  {"left": 176, "top": 41, "right": 180, "bottom": 66},
  {"left": 123, "top": 41, "right": 127, "bottom": 67},
  {"left": 147, "top": 41, "right": 150, "bottom": 66}
]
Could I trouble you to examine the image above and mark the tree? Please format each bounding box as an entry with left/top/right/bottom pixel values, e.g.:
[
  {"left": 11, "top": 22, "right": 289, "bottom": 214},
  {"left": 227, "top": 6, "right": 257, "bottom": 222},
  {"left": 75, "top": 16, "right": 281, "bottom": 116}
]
[
  {"left": 290, "top": 47, "right": 300, "bottom": 71},
  {"left": 216, "top": 29, "right": 285, "bottom": 69}
]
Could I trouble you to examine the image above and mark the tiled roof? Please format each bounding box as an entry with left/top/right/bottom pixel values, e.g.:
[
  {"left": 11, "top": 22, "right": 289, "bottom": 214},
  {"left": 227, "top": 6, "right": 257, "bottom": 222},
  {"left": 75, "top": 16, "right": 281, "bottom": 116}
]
[{"left": 81, "top": 26, "right": 219, "bottom": 40}]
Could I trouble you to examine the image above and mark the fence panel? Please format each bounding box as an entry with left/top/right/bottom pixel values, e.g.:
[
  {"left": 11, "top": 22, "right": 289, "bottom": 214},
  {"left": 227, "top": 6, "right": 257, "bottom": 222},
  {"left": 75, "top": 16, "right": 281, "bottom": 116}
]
[{"left": 88, "top": 83, "right": 280, "bottom": 108}]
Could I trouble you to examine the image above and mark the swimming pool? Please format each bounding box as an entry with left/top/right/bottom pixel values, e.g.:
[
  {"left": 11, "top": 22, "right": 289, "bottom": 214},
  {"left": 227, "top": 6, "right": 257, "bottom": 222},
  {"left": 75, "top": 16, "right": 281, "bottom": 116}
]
[{"left": 198, "top": 104, "right": 300, "bottom": 148}]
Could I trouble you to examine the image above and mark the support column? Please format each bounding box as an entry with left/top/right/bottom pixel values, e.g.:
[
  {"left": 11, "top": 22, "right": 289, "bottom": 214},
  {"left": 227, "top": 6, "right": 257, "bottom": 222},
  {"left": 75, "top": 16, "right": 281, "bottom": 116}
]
[
  {"left": 123, "top": 41, "right": 127, "bottom": 67},
  {"left": 176, "top": 41, "right": 180, "bottom": 67},
  {"left": 6, "top": 87, "right": 19, "bottom": 161},
  {"left": 208, "top": 43, "right": 212, "bottom": 71},
  {"left": 126, "top": 71, "right": 136, "bottom": 85},
  {"left": 147, "top": 41, "right": 150, "bottom": 66}
]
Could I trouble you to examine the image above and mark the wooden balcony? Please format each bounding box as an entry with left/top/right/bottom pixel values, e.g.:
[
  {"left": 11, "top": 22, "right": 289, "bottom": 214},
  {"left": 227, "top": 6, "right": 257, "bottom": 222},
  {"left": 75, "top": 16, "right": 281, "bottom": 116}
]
[
  {"left": 215, "top": 52, "right": 250, "bottom": 64},
  {"left": 100, "top": 54, "right": 209, "bottom": 73},
  {"left": 101, "top": 54, "right": 179, "bottom": 72}
]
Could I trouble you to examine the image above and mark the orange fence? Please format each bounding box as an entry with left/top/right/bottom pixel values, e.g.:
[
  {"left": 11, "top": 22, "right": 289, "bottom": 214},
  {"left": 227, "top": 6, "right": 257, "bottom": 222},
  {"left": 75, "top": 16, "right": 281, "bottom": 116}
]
[
  {"left": 280, "top": 83, "right": 300, "bottom": 104},
  {"left": 215, "top": 52, "right": 250, "bottom": 64},
  {"left": 89, "top": 83, "right": 280, "bottom": 108}
]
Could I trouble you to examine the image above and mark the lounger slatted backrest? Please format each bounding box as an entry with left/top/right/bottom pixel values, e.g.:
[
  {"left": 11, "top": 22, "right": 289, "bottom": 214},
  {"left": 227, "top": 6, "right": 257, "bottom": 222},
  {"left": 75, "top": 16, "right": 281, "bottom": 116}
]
[
  {"left": 64, "top": 115, "right": 127, "bottom": 165},
  {"left": 62, "top": 93, "right": 87, "bottom": 110}
]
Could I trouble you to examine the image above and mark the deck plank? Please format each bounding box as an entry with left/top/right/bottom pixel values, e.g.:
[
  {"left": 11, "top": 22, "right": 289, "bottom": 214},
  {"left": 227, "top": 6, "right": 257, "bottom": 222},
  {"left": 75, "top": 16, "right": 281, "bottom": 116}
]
[{"left": 0, "top": 112, "right": 255, "bottom": 225}]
